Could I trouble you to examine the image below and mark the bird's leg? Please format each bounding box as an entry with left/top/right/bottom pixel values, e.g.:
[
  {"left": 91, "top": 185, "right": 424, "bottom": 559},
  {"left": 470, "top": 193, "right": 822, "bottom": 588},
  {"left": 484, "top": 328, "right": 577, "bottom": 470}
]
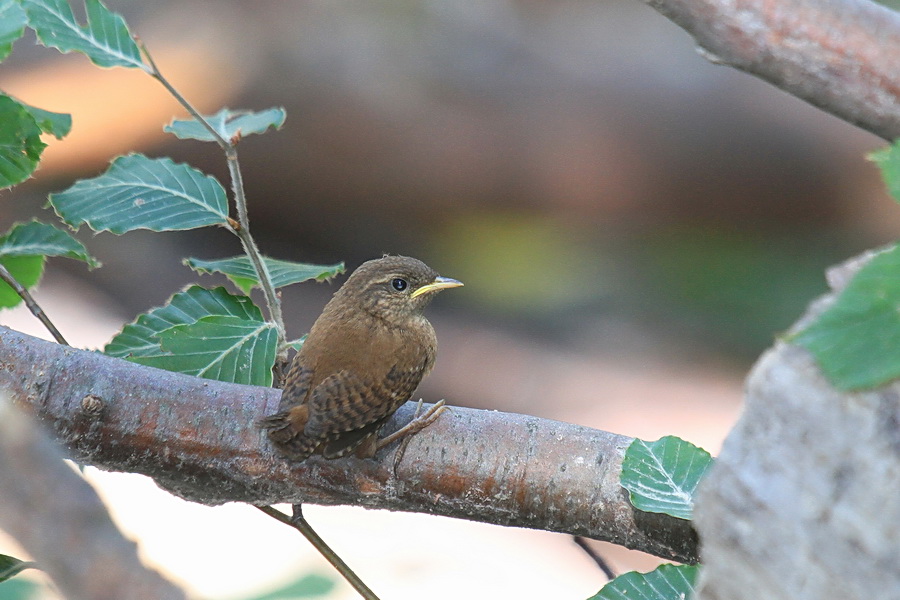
[{"left": 376, "top": 399, "right": 448, "bottom": 451}]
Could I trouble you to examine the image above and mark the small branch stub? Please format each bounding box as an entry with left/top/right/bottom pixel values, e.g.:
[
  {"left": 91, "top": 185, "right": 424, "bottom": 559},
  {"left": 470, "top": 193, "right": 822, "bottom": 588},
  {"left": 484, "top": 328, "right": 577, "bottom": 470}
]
[{"left": 80, "top": 394, "right": 104, "bottom": 417}]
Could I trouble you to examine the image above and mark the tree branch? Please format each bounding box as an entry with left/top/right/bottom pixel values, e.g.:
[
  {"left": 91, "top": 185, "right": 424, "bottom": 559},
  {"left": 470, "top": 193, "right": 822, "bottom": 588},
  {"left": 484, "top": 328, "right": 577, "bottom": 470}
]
[
  {"left": 0, "top": 394, "right": 185, "bottom": 600},
  {"left": 643, "top": 0, "right": 900, "bottom": 140},
  {"left": 694, "top": 250, "right": 900, "bottom": 598},
  {"left": 0, "top": 325, "right": 697, "bottom": 564}
]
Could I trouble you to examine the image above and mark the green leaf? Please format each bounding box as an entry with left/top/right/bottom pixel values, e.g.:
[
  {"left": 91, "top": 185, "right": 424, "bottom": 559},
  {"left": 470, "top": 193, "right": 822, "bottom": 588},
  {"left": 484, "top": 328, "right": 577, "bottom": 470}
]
[
  {"left": 621, "top": 435, "right": 714, "bottom": 520},
  {"left": 50, "top": 154, "right": 229, "bottom": 234},
  {"left": 105, "top": 285, "right": 261, "bottom": 359},
  {"left": 185, "top": 255, "right": 344, "bottom": 294},
  {"left": 157, "top": 315, "right": 277, "bottom": 386},
  {"left": 164, "top": 107, "right": 286, "bottom": 142},
  {"left": 105, "top": 286, "right": 275, "bottom": 385},
  {"left": 0, "top": 0, "right": 27, "bottom": 61},
  {"left": 870, "top": 140, "right": 900, "bottom": 203},
  {"left": 0, "top": 577, "right": 41, "bottom": 599},
  {"left": 20, "top": 102, "right": 72, "bottom": 139},
  {"left": 0, "top": 553, "right": 37, "bottom": 583},
  {"left": 0, "top": 220, "right": 98, "bottom": 267},
  {"left": 22, "top": 0, "right": 146, "bottom": 70},
  {"left": 0, "top": 255, "right": 44, "bottom": 308},
  {"left": 246, "top": 573, "right": 335, "bottom": 600},
  {"left": 793, "top": 244, "right": 900, "bottom": 389},
  {"left": 288, "top": 335, "right": 306, "bottom": 352},
  {"left": 587, "top": 564, "right": 699, "bottom": 600},
  {"left": 0, "top": 95, "right": 46, "bottom": 189}
]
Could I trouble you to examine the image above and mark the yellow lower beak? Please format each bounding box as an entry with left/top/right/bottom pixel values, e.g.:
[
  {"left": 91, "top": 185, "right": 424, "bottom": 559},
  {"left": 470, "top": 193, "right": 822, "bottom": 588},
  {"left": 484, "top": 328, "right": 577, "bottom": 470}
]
[{"left": 410, "top": 276, "right": 464, "bottom": 298}]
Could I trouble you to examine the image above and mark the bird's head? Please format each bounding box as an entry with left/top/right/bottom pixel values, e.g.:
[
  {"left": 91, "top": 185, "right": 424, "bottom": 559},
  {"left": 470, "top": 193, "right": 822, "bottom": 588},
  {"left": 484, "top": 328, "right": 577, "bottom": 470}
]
[{"left": 337, "top": 255, "right": 463, "bottom": 323}]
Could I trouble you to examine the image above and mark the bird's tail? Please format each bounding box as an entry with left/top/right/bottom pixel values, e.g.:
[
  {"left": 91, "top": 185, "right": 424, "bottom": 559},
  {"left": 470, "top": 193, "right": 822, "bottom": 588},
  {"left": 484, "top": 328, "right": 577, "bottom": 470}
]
[{"left": 257, "top": 411, "right": 318, "bottom": 461}]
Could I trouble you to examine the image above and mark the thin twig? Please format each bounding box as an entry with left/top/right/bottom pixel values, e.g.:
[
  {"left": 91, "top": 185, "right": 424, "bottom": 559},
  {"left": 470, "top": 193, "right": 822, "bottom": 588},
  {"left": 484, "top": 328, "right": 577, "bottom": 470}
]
[
  {"left": 255, "top": 504, "right": 381, "bottom": 600},
  {"left": 140, "top": 44, "right": 229, "bottom": 150},
  {"left": 141, "top": 43, "right": 289, "bottom": 359},
  {"left": 224, "top": 151, "right": 288, "bottom": 359},
  {"left": 0, "top": 263, "right": 67, "bottom": 345},
  {"left": 573, "top": 536, "right": 616, "bottom": 581}
]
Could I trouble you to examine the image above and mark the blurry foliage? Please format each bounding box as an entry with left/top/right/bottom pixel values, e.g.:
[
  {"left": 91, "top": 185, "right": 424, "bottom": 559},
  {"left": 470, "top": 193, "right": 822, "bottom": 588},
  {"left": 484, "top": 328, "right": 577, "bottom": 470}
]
[
  {"left": 632, "top": 228, "right": 846, "bottom": 356},
  {"left": 244, "top": 572, "right": 335, "bottom": 600},
  {"left": 430, "top": 212, "right": 607, "bottom": 314},
  {"left": 793, "top": 140, "right": 900, "bottom": 390}
]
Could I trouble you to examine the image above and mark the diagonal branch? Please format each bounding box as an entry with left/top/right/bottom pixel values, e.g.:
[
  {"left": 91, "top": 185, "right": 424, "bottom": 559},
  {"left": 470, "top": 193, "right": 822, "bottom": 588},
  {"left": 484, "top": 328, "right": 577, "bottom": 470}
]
[
  {"left": 0, "top": 394, "right": 186, "bottom": 600},
  {"left": 0, "top": 325, "right": 697, "bottom": 564},
  {"left": 643, "top": 0, "right": 900, "bottom": 140}
]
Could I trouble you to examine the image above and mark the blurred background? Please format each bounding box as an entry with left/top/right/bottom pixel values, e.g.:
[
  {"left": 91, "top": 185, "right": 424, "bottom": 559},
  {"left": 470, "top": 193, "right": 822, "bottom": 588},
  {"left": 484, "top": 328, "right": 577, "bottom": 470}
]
[{"left": 0, "top": 1, "right": 896, "bottom": 599}]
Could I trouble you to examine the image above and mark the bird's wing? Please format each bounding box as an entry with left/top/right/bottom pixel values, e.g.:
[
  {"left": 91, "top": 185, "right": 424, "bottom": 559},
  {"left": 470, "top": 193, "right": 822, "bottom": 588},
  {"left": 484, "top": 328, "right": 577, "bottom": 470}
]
[
  {"left": 276, "top": 363, "right": 314, "bottom": 411},
  {"left": 305, "top": 365, "right": 426, "bottom": 441}
]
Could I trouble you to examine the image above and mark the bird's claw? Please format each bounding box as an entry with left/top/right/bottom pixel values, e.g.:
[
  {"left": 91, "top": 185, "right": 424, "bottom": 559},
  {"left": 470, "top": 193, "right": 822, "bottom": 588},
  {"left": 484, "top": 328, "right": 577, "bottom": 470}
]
[{"left": 376, "top": 399, "right": 449, "bottom": 451}]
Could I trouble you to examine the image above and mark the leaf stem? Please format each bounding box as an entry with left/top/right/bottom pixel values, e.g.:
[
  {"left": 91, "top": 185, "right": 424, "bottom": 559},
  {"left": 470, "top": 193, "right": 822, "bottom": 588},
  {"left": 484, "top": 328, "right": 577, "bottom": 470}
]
[
  {"left": 0, "top": 263, "right": 68, "bottom": 346},
  {"left": 141, "top": 44, "right": 228, "bottom": 149},
  {"left": 140, "top": 43, "right": 288, "bottom": 362},
  {"left": 255, "top": 504, "right": 381, "bottom": 600},
  {"left": 224, "top": 150, "right": 288, "bottom": 360}
]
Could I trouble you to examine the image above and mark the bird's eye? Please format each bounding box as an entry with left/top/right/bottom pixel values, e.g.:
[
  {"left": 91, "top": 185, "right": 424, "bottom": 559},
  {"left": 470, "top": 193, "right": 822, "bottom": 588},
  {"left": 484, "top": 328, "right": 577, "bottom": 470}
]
[{"left": 391, "top": 278, "right": 408, "bottom": 292}]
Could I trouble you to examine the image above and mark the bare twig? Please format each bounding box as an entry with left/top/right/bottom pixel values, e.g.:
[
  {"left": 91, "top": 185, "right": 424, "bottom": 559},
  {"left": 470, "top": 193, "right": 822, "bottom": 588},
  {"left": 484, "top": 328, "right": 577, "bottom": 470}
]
[
  {"left": 573, "top": 536, "right": 616, "bottom": 581},
  {"left": 0, "top": 326, "right": 698, "bottom": 563},
  {"left": 643, "top": 0, "right": 900, "bottom": 140},
  {"left": 0, "top": 263, "right": 67, "bottom": 345},
  {"left": 255, "top": 505, "right": 381, "bottom": 600},
  {"left": 140, "top": 43, "right": 288, "bottom": 358}
]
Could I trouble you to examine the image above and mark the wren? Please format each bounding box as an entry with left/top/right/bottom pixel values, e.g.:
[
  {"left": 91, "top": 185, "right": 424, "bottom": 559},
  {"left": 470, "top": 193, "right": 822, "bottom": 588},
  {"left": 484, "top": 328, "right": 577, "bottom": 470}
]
[{"left": 260, "top": 255, "right": 462, "bottom": 460}]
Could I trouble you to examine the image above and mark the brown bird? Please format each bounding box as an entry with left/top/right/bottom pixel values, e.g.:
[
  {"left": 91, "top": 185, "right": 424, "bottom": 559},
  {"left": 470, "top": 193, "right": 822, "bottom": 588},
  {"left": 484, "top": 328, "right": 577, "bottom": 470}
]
[{"left": 260, "top": 255, "right": 463, "bottom": 460}]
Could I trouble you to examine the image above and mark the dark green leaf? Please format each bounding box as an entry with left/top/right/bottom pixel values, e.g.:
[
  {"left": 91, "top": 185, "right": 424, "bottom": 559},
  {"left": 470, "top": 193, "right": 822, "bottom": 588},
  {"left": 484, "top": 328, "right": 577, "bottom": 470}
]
[
  {"left": 0, "top": 553, "right": 37, "bottom": 583},
  {"left": 50, "top": 154, "right": 229, "bottom": 234},
  {"left": 19, "top": 102, "right": 72, "bottom": 139},
  {"left": 621, "top": 436, "right": 713, "bottom": 520},
  {"left": 587, "top": 564, "right": 699, "bottom": 600},
  {"left": 157, "top": 315, "right": 277, "bottom": 386},
  {"left": 793, "top": 244, "right": 900, "bottom": 389},
  {"left": 22, "top": 0, "right": 145, "bottom": 70},
  {"left": 185, "top": 255, "right": 344, "bottom": 294},
  {"left": 105, "top": 285, "right": 261, "bottom": 360},
  {"left": 0, "top": 95, "right": 46, "bottom": 189},
  {"left": 164, "top": 107, "right": 286, "bottom": 142},
  {"left": 870, "top": 140, "right": 900, "bottom": 203},
  {"left": 0, "top": 255, "right": 44, "bottom": 308},
  {"left": 0, "top": 220, "right": 98, "bottom": 267},
  {"left": 0, "top": 0, "right": 27, "bottom": 61},
  {"left": 246, "top": 573, "right": 335, "bottom": 600}
]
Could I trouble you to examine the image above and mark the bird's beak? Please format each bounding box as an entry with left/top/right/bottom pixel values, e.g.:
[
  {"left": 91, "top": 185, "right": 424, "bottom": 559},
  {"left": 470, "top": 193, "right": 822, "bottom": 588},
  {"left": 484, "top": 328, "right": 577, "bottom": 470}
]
[{"left": 411, "top": 276, "right": 464, "bottom": 298}]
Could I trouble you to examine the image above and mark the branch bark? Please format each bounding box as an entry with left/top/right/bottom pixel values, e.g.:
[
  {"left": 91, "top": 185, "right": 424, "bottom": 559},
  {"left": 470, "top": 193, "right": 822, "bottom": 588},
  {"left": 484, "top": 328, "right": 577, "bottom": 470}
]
[
  {"left": 643, "top": 0, "right": 900, "bottom": 140},
  {"left": 0, "top": 325, "right": 697, "bottom": 564},
  {"left": 694, "top": 251, "right": 900, "bottom": 599}
]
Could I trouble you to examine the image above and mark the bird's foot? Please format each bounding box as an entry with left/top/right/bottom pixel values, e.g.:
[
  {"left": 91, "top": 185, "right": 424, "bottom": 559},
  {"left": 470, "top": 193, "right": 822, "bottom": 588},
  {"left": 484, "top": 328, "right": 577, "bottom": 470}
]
[{"left": 376, "top": 399, "right": 449, "bottom": 451}]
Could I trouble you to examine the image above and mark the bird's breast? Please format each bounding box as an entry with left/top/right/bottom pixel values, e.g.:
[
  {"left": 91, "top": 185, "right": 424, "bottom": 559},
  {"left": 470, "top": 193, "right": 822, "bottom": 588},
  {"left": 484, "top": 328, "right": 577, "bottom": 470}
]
[{"left": 302, "top": 313, "right": 436, "bottom": 388}]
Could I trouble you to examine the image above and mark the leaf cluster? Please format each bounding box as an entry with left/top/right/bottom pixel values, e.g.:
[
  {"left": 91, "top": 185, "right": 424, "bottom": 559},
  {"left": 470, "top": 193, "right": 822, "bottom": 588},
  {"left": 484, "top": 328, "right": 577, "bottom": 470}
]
[
  {"left": 0, "top": 0, "right": 343, "bottom": 390},
  {"left": 791, "top": 141, "right": 900, "bottom": 390},
  {"left": 586, "top": 435, "right": 709, "bottom": 599}
]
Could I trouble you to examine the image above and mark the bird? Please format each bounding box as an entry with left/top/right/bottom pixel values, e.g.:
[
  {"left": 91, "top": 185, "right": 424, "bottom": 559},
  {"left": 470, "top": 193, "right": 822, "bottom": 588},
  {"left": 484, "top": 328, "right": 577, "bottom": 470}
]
[{"left": 259, "top": 255, "right": 463, "bottom": 460}]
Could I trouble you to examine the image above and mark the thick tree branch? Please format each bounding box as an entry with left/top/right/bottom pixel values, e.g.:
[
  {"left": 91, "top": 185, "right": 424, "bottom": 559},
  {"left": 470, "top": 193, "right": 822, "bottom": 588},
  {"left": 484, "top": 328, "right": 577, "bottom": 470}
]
[
  {"left": 694, "top": 251, "right": 900, "bottom": 599},
  {"left": 0, "top": 395, "right": 186, "bottom": 600},
  {"left": 643, "top": 0, "right": 900, "bottom": 140},
  {"left": 0, "top": 326, "right": 697, "bottom": 564}
]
